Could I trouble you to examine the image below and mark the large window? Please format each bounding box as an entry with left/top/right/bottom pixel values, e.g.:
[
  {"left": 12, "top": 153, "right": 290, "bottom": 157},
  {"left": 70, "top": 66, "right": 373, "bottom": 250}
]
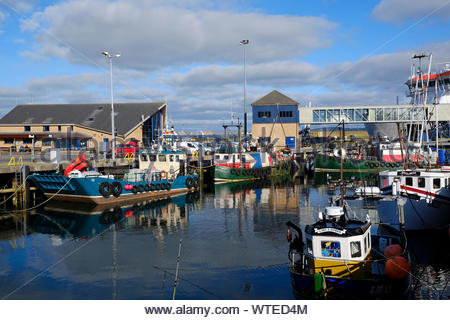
[
  {"left": 321, "top": 241, "right": 341, "bottom": 258},
  {"left": 350, "top": 241, "right": 362, "bottom": 258},
  {"left": 4, "top": 138, "right": 14, "bottom": 144},
  {"left": 258, "top": 111, "right": 271, "bottom": 118},
  {"left": 142, "top": 111, "right": 162, "bottom": 147},
  {"left": 43, "top": 126, "right": 50, "bottom": 132}
]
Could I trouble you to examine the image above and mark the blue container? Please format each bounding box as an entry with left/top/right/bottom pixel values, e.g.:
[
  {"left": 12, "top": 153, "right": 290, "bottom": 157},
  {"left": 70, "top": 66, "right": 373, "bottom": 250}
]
[
  {"left": 438, "top": 149, "right": 446, "bottom": 165},
  {"left": 285, "top": 136, "right": 295, "bottom": 149}
]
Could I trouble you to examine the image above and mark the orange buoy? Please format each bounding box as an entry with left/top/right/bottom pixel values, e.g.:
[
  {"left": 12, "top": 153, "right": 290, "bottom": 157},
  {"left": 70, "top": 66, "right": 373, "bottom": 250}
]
[
  {"left": 383, "top": 244, "right": 402, "bottom": 258},
  {"left": 385, "top": 256, "right": 410, "bottom": 279}
]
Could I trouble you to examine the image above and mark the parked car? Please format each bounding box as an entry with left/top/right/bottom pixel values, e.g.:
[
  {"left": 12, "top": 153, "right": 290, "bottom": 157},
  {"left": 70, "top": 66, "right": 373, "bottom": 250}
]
[{"left": 177, "top": 141, "right": 199, "bottom": 155}]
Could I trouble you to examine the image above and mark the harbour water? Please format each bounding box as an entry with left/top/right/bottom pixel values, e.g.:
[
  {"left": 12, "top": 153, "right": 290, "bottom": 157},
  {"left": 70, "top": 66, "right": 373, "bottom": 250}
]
[{"left": 0, "top": 176, "right": 448, "bottom": 299}]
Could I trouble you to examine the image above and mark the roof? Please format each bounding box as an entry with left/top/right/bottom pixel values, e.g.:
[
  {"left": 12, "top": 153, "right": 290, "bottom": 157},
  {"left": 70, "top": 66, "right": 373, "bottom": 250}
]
[
  {"left": 0, "top": 102, "right": 166, "bottom": 136},
  {"left": 251, "top": 90, "right": 299, "bottom": 106}
]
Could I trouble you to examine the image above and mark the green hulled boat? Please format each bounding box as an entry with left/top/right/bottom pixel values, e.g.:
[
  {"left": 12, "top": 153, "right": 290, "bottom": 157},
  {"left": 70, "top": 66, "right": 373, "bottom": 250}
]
[
  {"left": 214, "top": 162, "right": 291, "bottom": 182},
  {"left": 314, "top": 154, "right": 403, "bottom": 174}
]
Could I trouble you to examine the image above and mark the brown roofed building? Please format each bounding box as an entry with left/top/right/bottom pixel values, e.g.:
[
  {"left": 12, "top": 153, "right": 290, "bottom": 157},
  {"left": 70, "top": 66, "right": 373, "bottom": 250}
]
[{"left": 0, "top": 102, "right": 166, "bottom": 153}]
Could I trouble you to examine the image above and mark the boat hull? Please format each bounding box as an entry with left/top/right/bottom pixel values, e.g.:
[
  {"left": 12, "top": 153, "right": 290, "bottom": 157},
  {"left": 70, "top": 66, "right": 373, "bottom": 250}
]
[
  {"left": 377, "top": 198, "right": 450, "bottom": 231},
  {"left": 30, "top": 174, "right": 199, "bottom": 205},
  {"left": 214, "top": 163, "right": 290, "bottom": 182},
  {"left": 314, "top": 154, "right": 403, "bottom": 174},
  {"left": 289, "top": 269, "right": 411, "bottom": 299}
]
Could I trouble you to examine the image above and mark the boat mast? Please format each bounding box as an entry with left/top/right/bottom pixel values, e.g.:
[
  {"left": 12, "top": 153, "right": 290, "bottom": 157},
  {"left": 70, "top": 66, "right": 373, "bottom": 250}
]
[{"left": 340, "top": 120, "right": 344, "bottom": 207}]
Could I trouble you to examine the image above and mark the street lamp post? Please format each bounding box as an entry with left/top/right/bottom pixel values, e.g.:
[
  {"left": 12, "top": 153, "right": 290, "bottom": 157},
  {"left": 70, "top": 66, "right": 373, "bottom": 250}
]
[
  {"left": 240, "top": 39, "right": 249, "bottom": 141},
  {"left": 102, "top": 51, "right": 120, "bottom": 161}
]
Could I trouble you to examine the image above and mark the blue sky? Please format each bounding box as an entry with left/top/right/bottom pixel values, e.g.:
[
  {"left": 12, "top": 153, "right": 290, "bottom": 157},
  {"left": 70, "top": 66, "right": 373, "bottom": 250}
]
[{"left": 0, "top": 0, "right": 449, "bottom": 132}]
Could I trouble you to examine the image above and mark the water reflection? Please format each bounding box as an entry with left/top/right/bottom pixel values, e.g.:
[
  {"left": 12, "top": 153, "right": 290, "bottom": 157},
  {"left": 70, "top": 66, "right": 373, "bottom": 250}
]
[{"left": 0, "top": 175, "right": 448, "bottom": 299}]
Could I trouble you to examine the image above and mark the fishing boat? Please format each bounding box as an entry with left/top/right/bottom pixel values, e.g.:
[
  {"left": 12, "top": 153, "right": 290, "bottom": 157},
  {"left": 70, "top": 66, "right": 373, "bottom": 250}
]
[
  {"left": 213, "top": 119, "right": 292, "bottom": 182},
  {"left": 314, "top": 154, "right": 403, "bottom": 174},
  {"left": 377, "top": 169, "right": 450, "bottom": 230},
  {"left": 29, "top": 166, "right": 199, "bottom": 205},
  {"left": 286, "top": 206, "right": 411, "bottom": 299}
]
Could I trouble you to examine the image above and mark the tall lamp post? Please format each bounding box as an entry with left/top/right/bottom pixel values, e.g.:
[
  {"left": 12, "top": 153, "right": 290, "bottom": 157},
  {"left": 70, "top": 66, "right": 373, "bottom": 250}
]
[
  {"left": 102, "top": 51, "right": 120, "bottom": 161},
  {"left": 240, "top": 39, "right": 249, "bottom": 140}
]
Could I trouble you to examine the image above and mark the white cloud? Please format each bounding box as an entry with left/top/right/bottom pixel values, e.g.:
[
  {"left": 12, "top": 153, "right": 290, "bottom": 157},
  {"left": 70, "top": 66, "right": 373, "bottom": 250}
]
[
  {"left": 372, "top": 0, "right": 450, "bottom": 24},
  {"left": 20, "top": 0, "right": 337, "bottom": 70}
]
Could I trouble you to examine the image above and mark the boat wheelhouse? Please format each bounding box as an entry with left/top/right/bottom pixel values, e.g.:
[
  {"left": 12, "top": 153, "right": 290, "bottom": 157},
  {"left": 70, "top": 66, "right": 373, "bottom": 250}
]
[
  {"left": 303, "top": 207, "right": 372, "bottom": 277},
  {"left": 138, "top": 150, "right": 187, "bottom": 179},
  {"left": 287, "top": 206, "right": 411, "bottom": 299}
]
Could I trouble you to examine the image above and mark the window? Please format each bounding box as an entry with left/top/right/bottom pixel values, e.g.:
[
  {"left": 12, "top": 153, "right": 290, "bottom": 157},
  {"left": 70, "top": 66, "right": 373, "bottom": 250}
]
[
  {"left": 224, "top": 155, "right": 229, "bottom": 160},
  {"left": 169, "top": 155, "right": 174, "bottom": 162},
  {"left": 149, "top": 155, "right": 157, "bottom": 161},
  {"left": 58, "top": 125, "right": 62, "bottom": 132},
  {"left": 258, "top": 111, "right": 271, "bottom": 118},
  {"left": 4, "top": 138, "right": 14, "bottom": 144},
  {"left": 24, "top": 126, "right": 30, "bottom": 132},
  {"left": 43, "top": 126, "right": 50, "bottom": 132},
  {"left": 214, "top": 155, "right": 220, "bottom": 160},
  {"left": 406, "top": 177, "right": 413, "bottom": 186},
  {"left": 70, "top": 125, "right": 73, "bottom": 131},
  {"left": 175, "top": 155, "right": 180, "bottom": 162},
  {"left": 279, "top": 111, "right": 293, "bottom": 117},
  {"left": 350, "top": 241, "right": 362, "bottom": 258},
  {"left": 141, "top": 154, "right": 148, "bottom": 161},
  {"left": 364, "top": 236, "right": 368, "bottom": 253},
  {"left": 306, "top": 239, "right": 313, "bottom": 255},
  {"left": 433, "top": 178, "right": 441, "bottom": 189},
  {"left": 321, "top": 241, "right": 341, "bottom": 258},
  {"left": 418, "top": 177, "right": 425, "bottom": 188},
  {"left": 42, "top": 138, "right": 52, "bottom": 146},
  {"left": 22, "top": 138, "right": 32, "bottom": 144},
  {"left": 158, "top": 155, "right": 166, "bottom": 162}
]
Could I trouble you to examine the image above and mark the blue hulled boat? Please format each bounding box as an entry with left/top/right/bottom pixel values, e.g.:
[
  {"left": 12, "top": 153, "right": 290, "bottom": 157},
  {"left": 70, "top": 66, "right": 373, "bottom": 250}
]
[{"left": 29, "top": 169, "right": 199, "bottom": 205}]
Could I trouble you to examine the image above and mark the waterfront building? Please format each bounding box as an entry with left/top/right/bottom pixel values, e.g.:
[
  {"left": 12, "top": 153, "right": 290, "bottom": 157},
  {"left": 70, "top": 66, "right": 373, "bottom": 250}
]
[
  {"left": 251, "top": 90, "right": 299, "bottom": 150},
  {"left": 0, "top": 102, "right": 166, "bottom": 153}
]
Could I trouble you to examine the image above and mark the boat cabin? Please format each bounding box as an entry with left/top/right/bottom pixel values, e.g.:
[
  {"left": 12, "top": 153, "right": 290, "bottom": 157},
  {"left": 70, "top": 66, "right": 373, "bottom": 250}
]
[
  {"left": 304, "top": 207, "right": 371, "bottom": 276},
  {"left": 379, "top": 170, "right": 450, "bottom": 204},
  {"left": 139, "top": 150, "right": 186, "bottom": 178}
]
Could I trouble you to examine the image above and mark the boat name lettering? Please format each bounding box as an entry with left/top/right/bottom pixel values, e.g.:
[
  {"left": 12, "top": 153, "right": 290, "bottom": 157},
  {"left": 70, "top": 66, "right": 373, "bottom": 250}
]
[
  {"left": 397, "top": 171, "right": 420, "bottom": 176},
  {"left": 314, "top": 227, "right": 346, "bottom": 235}
]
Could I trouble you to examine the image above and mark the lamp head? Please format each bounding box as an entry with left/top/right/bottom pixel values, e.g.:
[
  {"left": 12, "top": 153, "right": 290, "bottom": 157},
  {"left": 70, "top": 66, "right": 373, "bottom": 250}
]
[
  {"left": 240, "top": 40, "right": 249, "bottom": 45},
  {"left": 102, "top": 51, "right": 110, "bottom": 57}
]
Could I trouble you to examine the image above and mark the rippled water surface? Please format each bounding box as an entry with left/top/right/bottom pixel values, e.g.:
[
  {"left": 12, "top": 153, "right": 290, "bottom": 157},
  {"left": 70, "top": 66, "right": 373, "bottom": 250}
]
[{"left": 0, "top": 176, "right": 448, "bottom": 299}]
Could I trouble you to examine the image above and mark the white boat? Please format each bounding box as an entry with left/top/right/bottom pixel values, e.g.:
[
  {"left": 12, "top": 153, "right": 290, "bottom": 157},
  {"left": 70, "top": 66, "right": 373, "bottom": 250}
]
[{"left": 377, "top": 169, "right": 450, "bottom": 230}]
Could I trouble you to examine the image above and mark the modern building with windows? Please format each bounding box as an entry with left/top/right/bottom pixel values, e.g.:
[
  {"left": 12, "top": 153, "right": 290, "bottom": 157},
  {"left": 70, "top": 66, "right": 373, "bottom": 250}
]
[
  {"left": 0, "top": 102, "right": 166, "bottom": 153},
  {"left": 251, "top": 90, "right": 299, "bottom": 150}
]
